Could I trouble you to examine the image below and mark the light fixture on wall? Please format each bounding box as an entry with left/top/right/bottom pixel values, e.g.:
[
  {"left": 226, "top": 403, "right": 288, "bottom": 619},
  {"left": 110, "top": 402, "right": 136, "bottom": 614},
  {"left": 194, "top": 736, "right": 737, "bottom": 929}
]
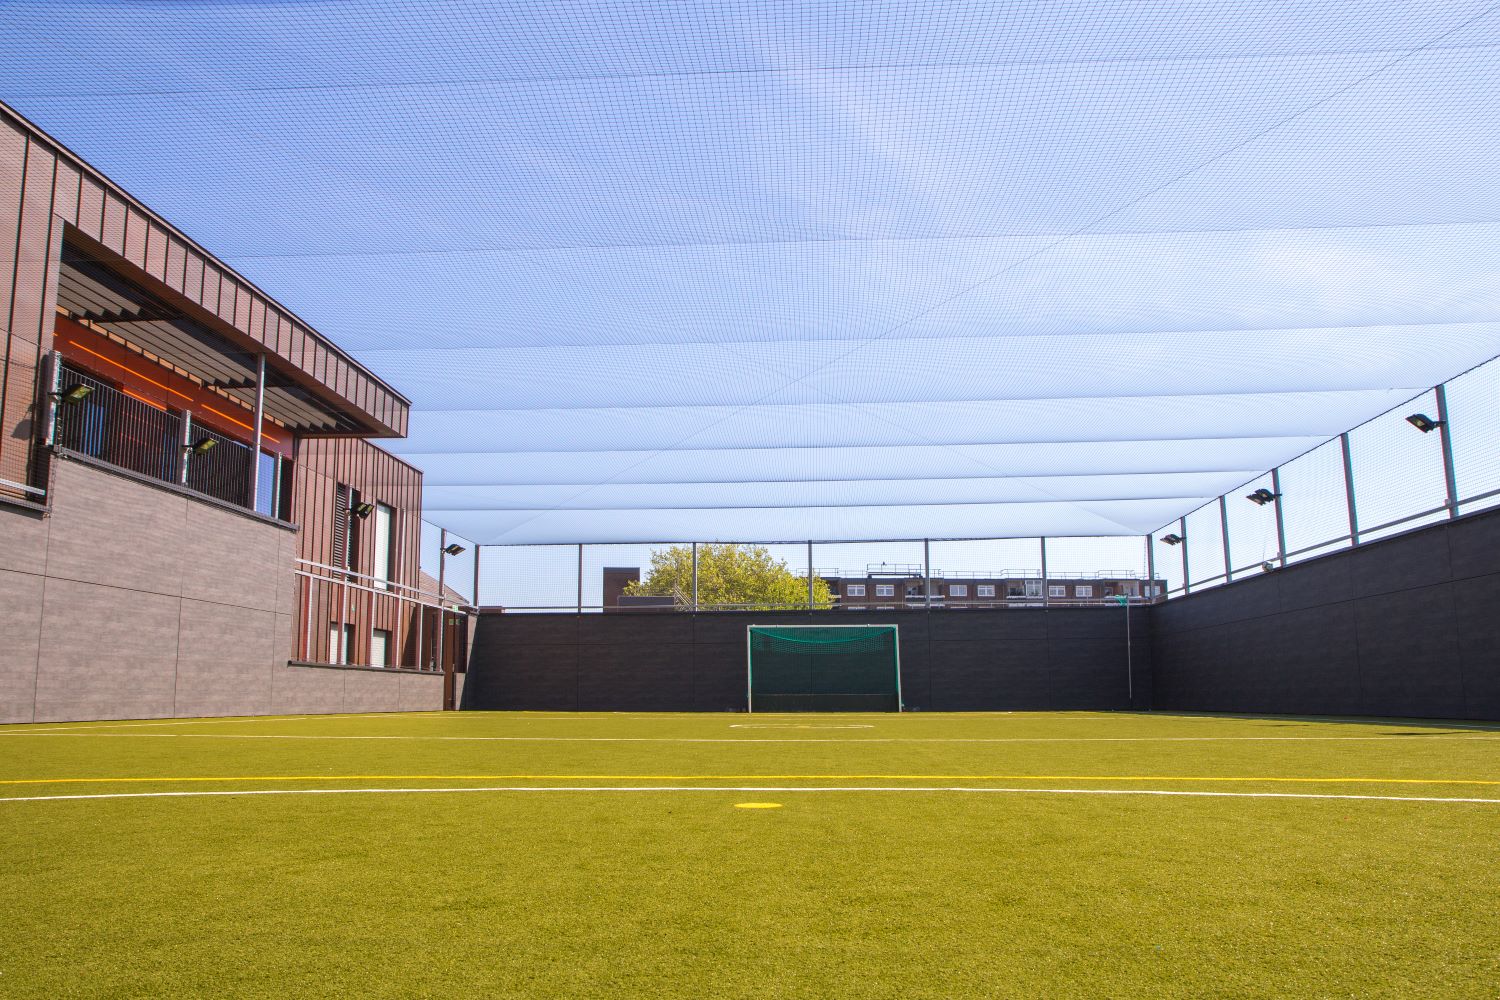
[
  {"left": 54, "top": 383, "right": 94, "bottom": 405},
  {"left": 443, "top": 543, "right": 466, "bottom": 556},
  {"left": 1160, "top": 534, "right": 1183, "bottom": 546},
  {"left": 1260, "top": 561, "right": 1278, "bottom": 573},
  {"left": 1245, "top": 488, "right": 1280, "bottom": 505},
  {"left": 1406, "top": 413, "right": 1443, "bottom": 433},
  {"left": 350, "top": 500, "right": 375, "bottom": 519},
  {"left": 186, "top": 438, "right": 216, "bottom": 456}
]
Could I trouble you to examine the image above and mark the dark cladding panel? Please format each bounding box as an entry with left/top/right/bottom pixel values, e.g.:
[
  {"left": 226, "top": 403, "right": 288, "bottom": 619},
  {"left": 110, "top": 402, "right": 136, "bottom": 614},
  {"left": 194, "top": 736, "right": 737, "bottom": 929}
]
[
  {"left": 928, "top": 639, "right": 1050, "bottom": 711},
  {"left": 1453, "top": 573, "right": 1500, "bottom": 718},
  {"left": 578, "top": 644, "right": 695, "bottom": 711},
  {"left": 692, "top": 642, "right": 748, "bottom": 711},
  {"left": 1353, "top": 584, "right": 1464, "bottom": 719}
]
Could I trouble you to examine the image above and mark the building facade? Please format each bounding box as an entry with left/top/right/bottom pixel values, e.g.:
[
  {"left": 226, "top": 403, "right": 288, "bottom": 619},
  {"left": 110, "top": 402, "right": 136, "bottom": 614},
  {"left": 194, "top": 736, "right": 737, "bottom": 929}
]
[{"left": 0, "top": 102, "right": 465, "bottom": 723}]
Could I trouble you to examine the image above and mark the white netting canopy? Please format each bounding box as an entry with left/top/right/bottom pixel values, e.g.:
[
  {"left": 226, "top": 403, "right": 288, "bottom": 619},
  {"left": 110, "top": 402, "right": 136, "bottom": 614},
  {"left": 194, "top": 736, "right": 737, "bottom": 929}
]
[{"left": 6, "top": 1, "right": 1500, "bottom": 542}]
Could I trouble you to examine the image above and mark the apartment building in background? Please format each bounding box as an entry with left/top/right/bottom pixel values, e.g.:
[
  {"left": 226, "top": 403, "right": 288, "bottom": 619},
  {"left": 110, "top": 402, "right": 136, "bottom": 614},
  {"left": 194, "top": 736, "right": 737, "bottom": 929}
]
[{"left": 0, "top": 102, "right": 469, "bottom": 723}]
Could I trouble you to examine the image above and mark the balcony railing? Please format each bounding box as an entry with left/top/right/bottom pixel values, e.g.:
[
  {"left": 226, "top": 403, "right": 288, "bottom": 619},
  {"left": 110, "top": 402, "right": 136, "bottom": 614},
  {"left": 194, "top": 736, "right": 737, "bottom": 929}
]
[
  {"left": 295, "top": 559, "right": 474, "bottom": 671},
  {"left": 50, "top": 359, "right": 281, "bottom": 517}
]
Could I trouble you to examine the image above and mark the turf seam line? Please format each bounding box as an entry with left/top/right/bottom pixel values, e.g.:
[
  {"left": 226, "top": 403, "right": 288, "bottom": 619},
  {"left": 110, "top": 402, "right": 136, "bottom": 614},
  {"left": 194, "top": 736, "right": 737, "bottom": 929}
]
[
  {"left": 4, "top": 786, "right": 1500, "bottom": 805},
  {"left": 7, "top": 774, "right": 1500, "bottom": 786}
]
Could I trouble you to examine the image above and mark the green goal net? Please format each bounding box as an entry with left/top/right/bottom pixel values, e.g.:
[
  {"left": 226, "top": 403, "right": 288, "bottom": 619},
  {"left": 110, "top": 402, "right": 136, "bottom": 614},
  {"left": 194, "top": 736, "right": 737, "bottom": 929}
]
[{"left": 747, "top": 625, "right": 901, "bottom": 712}]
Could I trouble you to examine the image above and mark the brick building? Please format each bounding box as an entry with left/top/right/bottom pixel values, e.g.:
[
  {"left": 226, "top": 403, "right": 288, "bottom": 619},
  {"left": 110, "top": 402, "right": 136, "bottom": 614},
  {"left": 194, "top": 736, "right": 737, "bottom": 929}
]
[{"left": 0, "top": 102, "right": 468, "bottom": 723}]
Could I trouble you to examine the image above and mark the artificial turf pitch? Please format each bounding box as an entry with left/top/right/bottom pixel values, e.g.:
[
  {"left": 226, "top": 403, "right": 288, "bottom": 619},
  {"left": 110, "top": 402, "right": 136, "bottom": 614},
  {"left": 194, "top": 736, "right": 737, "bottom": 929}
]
[{"left": 3, "top": 711, "right": 1500, "bottom": 998}]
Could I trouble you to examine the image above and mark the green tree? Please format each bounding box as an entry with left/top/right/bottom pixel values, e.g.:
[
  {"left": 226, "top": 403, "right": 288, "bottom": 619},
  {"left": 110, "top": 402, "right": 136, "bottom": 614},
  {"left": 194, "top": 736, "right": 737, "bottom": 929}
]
[{"left": 624, "top": 543, "right": 834, "bottom": 611}]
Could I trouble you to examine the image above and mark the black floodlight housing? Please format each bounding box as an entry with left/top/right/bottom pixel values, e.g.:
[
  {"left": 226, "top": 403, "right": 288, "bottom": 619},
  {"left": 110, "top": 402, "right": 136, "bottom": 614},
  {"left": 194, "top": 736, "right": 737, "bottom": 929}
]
[
  {"left": 55, "top": 383, "right": 94, "bottom": 405},
  {"left": 1246, "top": 488, "right": 1279, "bottom": 505},
  {"left": 1406, "top": 413, "right": 1442, "bottom": 433},
  {"left": 350, "top": 501, "right": 375, "bottom": 519},
  {"left": 187, "top": 438, "right": 216, "bottom": 456},
  {"left": 442, "top": 542, "right": 466, "bottom": 556},
  {"left": 1160, "top": 533, "right": 1182, "bottom": 545},
  {"left": 1261, "top": 561, "right": 1278, "bottom": 573}
]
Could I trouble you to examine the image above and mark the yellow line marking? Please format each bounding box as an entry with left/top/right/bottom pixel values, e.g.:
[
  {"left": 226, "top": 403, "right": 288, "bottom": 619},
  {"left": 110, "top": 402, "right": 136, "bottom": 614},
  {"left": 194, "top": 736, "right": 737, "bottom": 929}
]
[
  {"left": 5, "top": 773, "right": 1500, "bottom": 787},
  {"left": 734, "top": 802, "right": 783, "bottom": 809}
]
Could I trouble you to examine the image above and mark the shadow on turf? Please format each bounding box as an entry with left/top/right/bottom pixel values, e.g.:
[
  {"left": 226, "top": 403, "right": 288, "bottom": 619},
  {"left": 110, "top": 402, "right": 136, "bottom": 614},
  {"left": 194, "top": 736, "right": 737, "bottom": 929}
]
[{"left": 1141, "top": 710, "right": 1500, "bottom": 734}]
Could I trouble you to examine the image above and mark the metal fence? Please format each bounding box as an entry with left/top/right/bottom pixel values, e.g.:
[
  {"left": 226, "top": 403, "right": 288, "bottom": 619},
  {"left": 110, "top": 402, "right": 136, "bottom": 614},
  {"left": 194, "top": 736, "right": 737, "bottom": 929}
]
[
  {"left": 48, "top": 357, "right": 283, "bottom": 517},
  {"left": 295, "top": 559, "right": 472, "bottom": 670}
]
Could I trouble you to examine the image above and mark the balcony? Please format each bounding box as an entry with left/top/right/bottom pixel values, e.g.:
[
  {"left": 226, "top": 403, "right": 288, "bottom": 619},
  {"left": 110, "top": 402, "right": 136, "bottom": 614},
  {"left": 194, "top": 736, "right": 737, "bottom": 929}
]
[{"left": 50, "top": 359, "right": 284, "bottom": 518}]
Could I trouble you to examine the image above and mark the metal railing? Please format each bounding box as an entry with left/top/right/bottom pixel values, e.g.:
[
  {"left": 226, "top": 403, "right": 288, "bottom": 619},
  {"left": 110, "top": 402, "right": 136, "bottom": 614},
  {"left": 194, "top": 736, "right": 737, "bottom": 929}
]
[
  {"left": 49, "top": 358, "right": 277, "bottom": 516},
  {"left": 295, "top": 559, "right": 474, "bottom": 670}
]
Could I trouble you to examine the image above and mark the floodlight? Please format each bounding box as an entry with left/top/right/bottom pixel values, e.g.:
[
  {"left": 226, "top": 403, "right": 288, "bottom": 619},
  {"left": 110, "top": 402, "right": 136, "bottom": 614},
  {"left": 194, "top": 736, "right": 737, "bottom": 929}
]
[
  {"left": 443, "top": 543, "right": 466, "bottom": 556},
  {"left": 1406, "top": 413, "right": 1442, "bottom": 433},
  {"left": 1160, "top": 534, "right": 1182, "bottom": 546},
  {"left": 1245, "top": 488, "right": 1279, "bottom": 506},
  {"left": 350, "top": 501, "right": 375, "bottom": 519},
  {"left": 186, "top": 438, "right": 216, "bottom": 455},
  {"left": 55, "top": 383, "right": 94, "bottom": 405},
  {"left": 1260, "top": 561, "right": 1278, "bottom": 573}
]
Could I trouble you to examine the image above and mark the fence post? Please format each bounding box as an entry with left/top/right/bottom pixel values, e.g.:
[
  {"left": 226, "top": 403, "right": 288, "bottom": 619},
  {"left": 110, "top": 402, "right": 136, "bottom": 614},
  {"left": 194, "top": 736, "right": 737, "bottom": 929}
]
[
  {"left": 1341, "top": 432, "right": 1360, "bottom": 546},
  {"left": 1145, "top": 534, "right": 1155, "bottom": 603},
  {"left": 691, "top": 542, "right": 698, "bottom": 613},
  {"left": 437, "top": 528, "right": 449, "bottom": 672},
  {"left": 1271, "top": 467, "right": 1288, "bottom": 568},
  {"left": 923, "top": 538, "right": 932, "bottom": 610},
  {"left": 577, "top": 543, "right": 584, "bottom": 614},
  {"left": 1219, "top": 495, "right": 1233, "bottom": 583},
  {"left": 1040, "top": 537, "right": 1049, "bottom": 607},
  {"left": 472, "top": 544, "right": 482, "bottom": 607},
  {"left": 806, "top": 541, "right": 814, "bottom": 612},
  {"left": 248, "top": 353, "right": 266, "bottom": 511},
  {"left": 1436, "top": 383, "right": 1459, "bottom": 518},
  {"left": 1180, "top": 517, "right": 1191, "bottom": 594},
  {"left": 179, "top": 411, "right": 193, "bottom": 484}
]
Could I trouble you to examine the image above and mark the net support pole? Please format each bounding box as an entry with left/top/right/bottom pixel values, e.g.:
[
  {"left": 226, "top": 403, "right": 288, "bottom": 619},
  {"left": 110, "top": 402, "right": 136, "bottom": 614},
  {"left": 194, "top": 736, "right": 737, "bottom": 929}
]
[
  {"left": 1341, "top": 432, "right": 1360, "bottom": 546},
  {"left": 1219, "top": 495, "right": 1233, "bottom": 583},
  {"left": 472, "top": 544, "right": 482, "bottom": 608},
  {"left": 1124, "top": 596, "right": 1133, "bottom": 706},
  {"left": 436, "top": 528, "right": 448, "bottom": 674},
  {"left": 1271, "top": 468, "right": 1288, "bottom": 568},
  {"left": 247, "top": 353, "right": 266, "bottom": 511},
  {"left": 1179, "top": 518, "right": 1191, "bottom": 594},
  {"left": 806, "top": 541, "right": 814, "bottom": 612},
  {"left": 1145, "top": 534, "right": 1155, "bottom": 603},
  {"left": 923, "top": 538, "right": 931, "bottom": 610},
  {"left": 1436, "top": 383, "right": 1459, "bottom": 518},
  {"left": 1040, "top": 537, "right": 1049, "bottom": 607},
  {"left": 577, "top": 544, "right": 584, "bottom": 614},
  {"left": 691, "top": 542, "right": 698, "bottom": 613}
]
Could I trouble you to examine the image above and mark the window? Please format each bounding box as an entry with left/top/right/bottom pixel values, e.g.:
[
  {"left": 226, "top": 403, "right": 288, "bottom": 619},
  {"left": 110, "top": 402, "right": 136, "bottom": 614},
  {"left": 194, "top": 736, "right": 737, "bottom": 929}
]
[
  {"left": 948, "top": 584, "right": 968, "bottom": 597},
  {"left": 846, "top": 584, "right": 866, "bottom": 597},
  {"left": 1049, "top": 585, "right": 1066, "bottom": 597},
  {"left": 1024, "top": 580, "right": 1042, "bottom": 598},
  {"left": 977, "top": 585, "right": 995, "bottom": 598},
  {"left": 327, "top": 622, "right": 353, "bottom": 664},
  {"left": 1076, "top": 585, "right": 1094, "bottom": 598},
  {"left": 370, "top": 629, "right": 391, "bottom": 667},
  {"left": 875, "top": 584, "right": 895, "bottom": 597},
  {"left": 373, "top": 503, "right": 395, "bottom": 590}
]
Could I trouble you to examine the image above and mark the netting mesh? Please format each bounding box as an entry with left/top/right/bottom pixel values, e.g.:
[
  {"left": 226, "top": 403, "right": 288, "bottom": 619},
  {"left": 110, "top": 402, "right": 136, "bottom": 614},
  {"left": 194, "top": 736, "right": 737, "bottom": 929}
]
[
  {"left": 749, "top": 626, "right": 899, "bottom": 711},
  {"left": 8, "top": 1, "right": 1500, "bottom": 542}
]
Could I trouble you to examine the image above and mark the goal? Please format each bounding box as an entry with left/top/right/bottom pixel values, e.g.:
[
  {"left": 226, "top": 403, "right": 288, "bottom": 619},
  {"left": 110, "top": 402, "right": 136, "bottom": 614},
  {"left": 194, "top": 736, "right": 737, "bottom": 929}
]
[{"left": 746, "top": 624, "right": 902, "bottom": 712}]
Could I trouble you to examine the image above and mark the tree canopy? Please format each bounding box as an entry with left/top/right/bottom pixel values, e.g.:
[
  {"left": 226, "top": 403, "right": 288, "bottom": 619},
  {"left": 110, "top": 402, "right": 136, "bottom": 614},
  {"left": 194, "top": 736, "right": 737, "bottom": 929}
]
[{"left": 624, "top": 543, "right": 834, "bottom": 611}]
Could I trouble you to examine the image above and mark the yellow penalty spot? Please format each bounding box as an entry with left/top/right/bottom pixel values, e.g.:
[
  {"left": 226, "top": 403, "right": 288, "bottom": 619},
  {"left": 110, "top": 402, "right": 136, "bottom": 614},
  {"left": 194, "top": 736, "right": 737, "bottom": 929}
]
[{"left": 734, "top": 802, "right": 783, "bottom": 809}]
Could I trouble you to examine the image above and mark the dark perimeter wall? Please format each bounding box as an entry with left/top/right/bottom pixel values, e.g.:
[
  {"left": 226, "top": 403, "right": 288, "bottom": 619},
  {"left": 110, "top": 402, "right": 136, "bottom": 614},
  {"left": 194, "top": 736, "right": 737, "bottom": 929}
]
[
  {"left": 1152, "top": 505, "right": 1500, "bottom": 721},
  {"left": 465, "top": 607, "right": 1150, "bottom": 712}
]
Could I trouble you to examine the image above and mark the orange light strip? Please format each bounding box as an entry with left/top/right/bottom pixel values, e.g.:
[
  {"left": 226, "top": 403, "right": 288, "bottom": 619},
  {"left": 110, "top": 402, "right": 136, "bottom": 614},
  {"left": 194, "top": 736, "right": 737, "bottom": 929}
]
[
  {"left": 201, "top": 403, "right": 281, "bottom": 445},
  {"left": 66, "top": 340, "right": 194, "bottom": 403},
  {"left": 121, "top": 388, "right": 169, "bottom": 412}
]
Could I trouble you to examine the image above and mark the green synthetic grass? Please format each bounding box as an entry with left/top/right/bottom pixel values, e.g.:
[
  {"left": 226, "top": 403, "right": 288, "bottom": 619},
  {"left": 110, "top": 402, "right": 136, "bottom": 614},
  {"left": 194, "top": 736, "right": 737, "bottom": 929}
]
[{"left": 3, "top": 711, "right": 1500, "bottom": 998}]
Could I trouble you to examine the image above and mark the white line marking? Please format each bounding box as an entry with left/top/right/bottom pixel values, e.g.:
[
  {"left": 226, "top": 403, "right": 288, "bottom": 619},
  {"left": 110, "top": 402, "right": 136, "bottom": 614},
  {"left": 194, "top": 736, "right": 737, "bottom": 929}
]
[
  {"left": 0, "top": 712, "right": 431, "bottom": 734},
  {"left": 3, "top": 785, "right": 1499, "bottom": 805},
  {"left": 1, "top": 732, "right": 1493, "bottom": 744}
]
